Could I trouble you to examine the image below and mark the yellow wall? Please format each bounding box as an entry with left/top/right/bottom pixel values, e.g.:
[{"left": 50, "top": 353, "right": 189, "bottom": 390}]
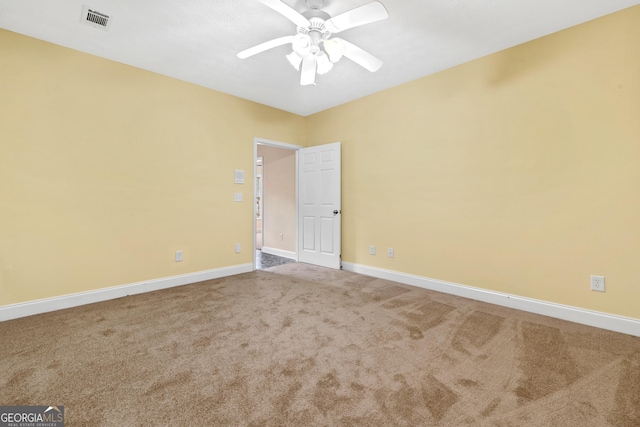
[
  {"left": 307, "top": 6, "right": 640, "bottom": 319},
  {"left": 2, "top": 5, "right": 640, "bottom": 321},
  {"left": 0, "top": 29, "right": 305, "bottom": 305}
]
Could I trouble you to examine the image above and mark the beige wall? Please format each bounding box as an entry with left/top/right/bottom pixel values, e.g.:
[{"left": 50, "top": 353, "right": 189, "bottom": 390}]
[
  {"left": 0, "top": 29, "right": 305, "bottom": 306},
  {"left": 256, "top": 145, "right": 296, "bottom": 253},
  {"left": 2, "top": 5, "right": 640, "bottom": 322},
  {"left": 306, "top": 6, "right": 640, "bottom": 319}
]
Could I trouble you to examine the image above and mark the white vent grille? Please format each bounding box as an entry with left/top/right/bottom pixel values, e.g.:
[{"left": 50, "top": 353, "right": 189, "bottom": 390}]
[{"left": 81, "top": 5, "right": 112, "bottom": 31}]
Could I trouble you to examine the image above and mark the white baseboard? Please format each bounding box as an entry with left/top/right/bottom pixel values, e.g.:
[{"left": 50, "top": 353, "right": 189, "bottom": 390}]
[
  {"left": 0, "top": 263, "right": 253, "bottom": 322},
  {"left": 342, "top": 262, "right": 640, "bottom": 338},
  {"left": 260, "top": 246, "right": 297, "bottom": 260}
]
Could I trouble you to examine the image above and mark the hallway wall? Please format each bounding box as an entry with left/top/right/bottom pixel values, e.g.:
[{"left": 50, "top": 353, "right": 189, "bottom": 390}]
[{"left": 257, "top": 145, "right": 296, "bottom": 255}]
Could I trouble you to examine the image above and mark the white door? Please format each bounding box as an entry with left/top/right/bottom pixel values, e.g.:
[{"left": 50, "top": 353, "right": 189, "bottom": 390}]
[{"left": 298, "top": 142, "right": 341, "bottom": 269}]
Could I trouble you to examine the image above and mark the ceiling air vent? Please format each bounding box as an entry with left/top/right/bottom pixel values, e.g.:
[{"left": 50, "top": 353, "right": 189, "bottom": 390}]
[{"left": 81, "top": 5, "right": 112, "bottom": 31}]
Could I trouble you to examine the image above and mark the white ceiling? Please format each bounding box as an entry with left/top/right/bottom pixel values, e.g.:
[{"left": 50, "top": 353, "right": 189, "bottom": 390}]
[{"left": 2, "top": 0, "right": 639, "bottom": 116}]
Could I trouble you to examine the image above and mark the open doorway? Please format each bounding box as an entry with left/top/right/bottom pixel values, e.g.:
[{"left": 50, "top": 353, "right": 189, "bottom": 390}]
[{"left": 254, "top": 138, "right": 301, "bottom": 270}]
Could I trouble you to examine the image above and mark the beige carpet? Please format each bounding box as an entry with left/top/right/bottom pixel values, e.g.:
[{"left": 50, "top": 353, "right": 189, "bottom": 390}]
[{"left": 1, "top": 263, "right": 639, "bottom": 426}]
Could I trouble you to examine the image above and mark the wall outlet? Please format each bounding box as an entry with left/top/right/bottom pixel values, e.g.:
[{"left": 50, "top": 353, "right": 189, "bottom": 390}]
[
  {"left": 175, "top": 251, "right": 183, "bottom": 262},
  {"left": 369, "top": 245, "right": 376, "bottom": 255},
  {"left": 590, "top": 275, "right": 605, "bottom": 292},
  {"left": 280, "top": 233, "right": 284, "bottom": 241},
  {"left": 387, "top": 247, "right": 394, "bottom": 258},
  {"left": 235, "top": 243, "right": 242, "bottom": 253},
  {"left": 234, "top": 193, "right": 243, "bottom": 202}
]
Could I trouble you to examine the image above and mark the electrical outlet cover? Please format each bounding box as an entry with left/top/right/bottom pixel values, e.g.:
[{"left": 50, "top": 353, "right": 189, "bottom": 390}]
[{"left": 590, "top": 275, "right": 605, "bottom": 292}]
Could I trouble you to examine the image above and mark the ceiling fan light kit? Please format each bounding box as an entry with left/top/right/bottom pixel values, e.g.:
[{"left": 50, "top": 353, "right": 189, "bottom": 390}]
[
  {"left": 323, "top": 38, "right": 345, "bottom": 63},
  {"left": 237, "top": 0, "right": 388, "bottom": 86},
  {"left": 315, "top": 52, "right": 333, "bottom": 75},
  {"left": 286, "top": 51, "right": 303, "bottom": 70}
]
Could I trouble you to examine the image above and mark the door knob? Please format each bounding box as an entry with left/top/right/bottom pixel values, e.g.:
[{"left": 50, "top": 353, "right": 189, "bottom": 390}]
[{"left": 333, "top": 210, "right": 340, "bottom": 215}]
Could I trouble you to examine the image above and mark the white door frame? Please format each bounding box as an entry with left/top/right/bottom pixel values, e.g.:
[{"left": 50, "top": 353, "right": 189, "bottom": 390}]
[
  {"left": 255, "top": 156, "right": 263, "bottom": 250},
  {"left": 253, "top": 137, "right": 303, "bottom": 270}
]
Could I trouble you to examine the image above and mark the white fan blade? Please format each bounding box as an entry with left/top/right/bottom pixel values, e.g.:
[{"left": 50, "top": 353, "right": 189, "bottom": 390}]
[
  {"left": 325, "top": 1, "right": 388, "bottom": 33},
  {"left": 300, "top": 55, "right": 317, "bottom": 86},
  {"left": 340, "top": 39, "right": 383, "bottom": 72},
  {"left": 237, "top": 35, "right": 294, "bottom": 59},
  {"left": 257, "top": 0, "right": 310, "bottom": 28}
]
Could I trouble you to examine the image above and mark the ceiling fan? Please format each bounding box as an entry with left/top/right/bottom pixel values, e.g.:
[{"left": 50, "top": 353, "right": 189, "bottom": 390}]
[{"left": 237, "top": 0, "right": 389, "bottom": 86}]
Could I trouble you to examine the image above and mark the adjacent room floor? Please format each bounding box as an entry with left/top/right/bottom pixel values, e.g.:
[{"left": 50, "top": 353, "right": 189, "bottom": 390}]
[{"left": 255, "top": 250, "right": 296, "bottom": 269}]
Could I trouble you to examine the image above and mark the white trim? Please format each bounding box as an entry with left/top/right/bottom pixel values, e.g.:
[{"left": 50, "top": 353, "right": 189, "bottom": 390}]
[
  {"left": 254, "top": 137, "right": 302, "bottom": 151},
  {"left": 342, "top": 262, "right": 640, "bottom": 337},
  {"left": 0, "top": 263, "right": 253, "bottom": 322},
  {"left": 260, "top": 246, "right": 297, "bottom": 260},
  {"left": 295, "top": 150, "right": 299, "bottom": 264}
]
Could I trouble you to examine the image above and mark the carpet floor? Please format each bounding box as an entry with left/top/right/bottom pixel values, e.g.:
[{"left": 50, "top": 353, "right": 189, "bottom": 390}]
[{"left": 1, "top": 263, "right": 639, "bottom": 426}]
